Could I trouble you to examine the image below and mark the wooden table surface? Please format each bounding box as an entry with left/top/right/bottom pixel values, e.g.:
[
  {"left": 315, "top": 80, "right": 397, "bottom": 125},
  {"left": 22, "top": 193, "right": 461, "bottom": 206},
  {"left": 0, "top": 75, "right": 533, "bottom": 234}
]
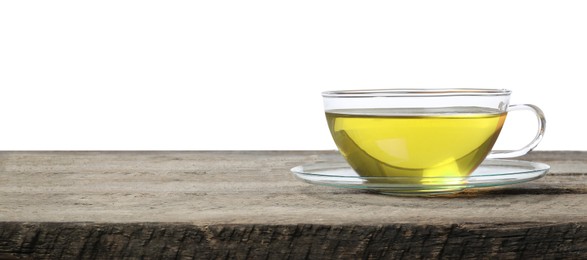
[{"left": 1, "top": 151, "right": 586, "bottom": 259}]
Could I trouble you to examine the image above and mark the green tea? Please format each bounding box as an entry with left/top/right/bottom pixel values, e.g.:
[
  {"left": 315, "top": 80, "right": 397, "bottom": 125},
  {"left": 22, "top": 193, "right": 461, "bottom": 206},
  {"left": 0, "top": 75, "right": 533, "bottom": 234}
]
[{"left": 326, "top": 107, "right": 507, "bottom": 182}]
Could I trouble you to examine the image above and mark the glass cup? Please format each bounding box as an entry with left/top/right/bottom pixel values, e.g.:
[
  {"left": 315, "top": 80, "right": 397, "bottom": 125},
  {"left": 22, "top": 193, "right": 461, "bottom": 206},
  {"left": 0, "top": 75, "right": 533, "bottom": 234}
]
[{"left": 322, "top": 89, "right": 545, "bottom": 183}]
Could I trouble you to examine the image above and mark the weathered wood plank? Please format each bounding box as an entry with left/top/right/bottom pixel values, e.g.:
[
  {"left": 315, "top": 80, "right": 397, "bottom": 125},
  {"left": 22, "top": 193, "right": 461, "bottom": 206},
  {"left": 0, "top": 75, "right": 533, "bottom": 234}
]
[
  {"left": 1, "top": 222, "right": 586, "bottom": 259},
  {"left": 0, "top": 151, "right": 586, "bottom": 259},
  {"left": 1, "top": 151, "right": 586, "bottom": 224}
]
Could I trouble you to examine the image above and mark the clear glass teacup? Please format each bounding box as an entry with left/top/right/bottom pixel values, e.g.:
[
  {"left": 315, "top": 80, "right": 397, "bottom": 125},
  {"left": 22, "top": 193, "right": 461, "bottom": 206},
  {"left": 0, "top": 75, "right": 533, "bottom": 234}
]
[{"left": 322, "top": 89, "right": 546, "bottom": 184}]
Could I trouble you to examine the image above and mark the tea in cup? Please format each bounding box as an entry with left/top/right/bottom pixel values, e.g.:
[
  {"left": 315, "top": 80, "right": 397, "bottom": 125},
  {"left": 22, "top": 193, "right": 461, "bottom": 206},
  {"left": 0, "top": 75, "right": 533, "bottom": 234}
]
[{"left": 322, "top": 89, "right": 545, "bottom": 183}]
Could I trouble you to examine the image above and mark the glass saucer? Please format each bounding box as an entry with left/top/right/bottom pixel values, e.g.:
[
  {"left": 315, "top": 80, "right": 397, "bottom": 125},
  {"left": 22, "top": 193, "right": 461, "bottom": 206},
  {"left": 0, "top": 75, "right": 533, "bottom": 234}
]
[{"left": 291, "top": 159, "right": 550, "bottom": 196}]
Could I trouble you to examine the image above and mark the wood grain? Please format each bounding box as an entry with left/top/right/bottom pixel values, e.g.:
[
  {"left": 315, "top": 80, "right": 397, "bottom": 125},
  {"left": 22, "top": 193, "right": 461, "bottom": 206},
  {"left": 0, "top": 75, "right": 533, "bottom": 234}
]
[
  {"left": 1, "top": 222, "right": 586, "bottom": 259},
  {"left": 0, "top": 151, "right": 586, "bottom": 259}
]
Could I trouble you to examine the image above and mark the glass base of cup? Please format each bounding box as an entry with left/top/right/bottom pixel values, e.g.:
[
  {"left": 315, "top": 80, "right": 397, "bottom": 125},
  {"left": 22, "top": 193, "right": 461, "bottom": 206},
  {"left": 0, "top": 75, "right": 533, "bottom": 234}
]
[{"left": 376, "top": 187, "right": 466, "bottom": 196}]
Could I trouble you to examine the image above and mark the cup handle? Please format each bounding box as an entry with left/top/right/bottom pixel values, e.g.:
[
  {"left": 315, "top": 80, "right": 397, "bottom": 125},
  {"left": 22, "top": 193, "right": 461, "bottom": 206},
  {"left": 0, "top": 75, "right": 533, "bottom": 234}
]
[{"left": 486, "top": 104, "right": 546, "bottom": 159}]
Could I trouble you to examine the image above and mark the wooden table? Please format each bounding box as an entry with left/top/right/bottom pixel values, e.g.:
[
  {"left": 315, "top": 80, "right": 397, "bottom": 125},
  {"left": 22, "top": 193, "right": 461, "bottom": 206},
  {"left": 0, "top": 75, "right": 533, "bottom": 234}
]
[{"left": 1, "top": 151, "right": 586, "bottom": 259}]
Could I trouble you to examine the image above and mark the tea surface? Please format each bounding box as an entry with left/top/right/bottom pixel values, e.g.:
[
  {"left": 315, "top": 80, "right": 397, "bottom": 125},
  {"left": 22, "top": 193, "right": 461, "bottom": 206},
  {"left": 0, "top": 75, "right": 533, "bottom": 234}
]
[{"left": 326, "top": 107, "right": 507, "bottom": 182}]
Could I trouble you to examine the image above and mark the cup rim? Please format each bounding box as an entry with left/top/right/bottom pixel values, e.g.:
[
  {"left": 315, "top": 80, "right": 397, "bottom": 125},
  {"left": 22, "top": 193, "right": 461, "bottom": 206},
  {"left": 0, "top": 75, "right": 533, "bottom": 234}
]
[{"left": 322, "top": 88, "right": 512, "bottom": 97}]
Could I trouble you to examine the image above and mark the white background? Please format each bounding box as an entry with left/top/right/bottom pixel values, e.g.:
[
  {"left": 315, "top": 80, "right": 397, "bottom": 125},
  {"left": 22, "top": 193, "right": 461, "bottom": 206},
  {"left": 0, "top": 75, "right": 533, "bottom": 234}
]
[{"left": 0, "top": 1, "right": 585, "bottom": 150}]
